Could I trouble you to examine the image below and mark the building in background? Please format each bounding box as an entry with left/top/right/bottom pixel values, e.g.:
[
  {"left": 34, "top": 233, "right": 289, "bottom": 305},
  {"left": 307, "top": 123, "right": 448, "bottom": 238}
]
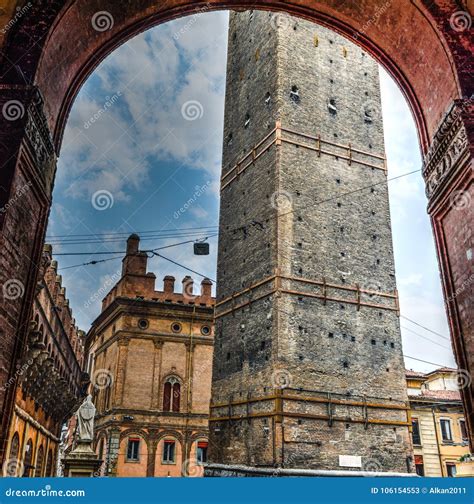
[
  {"left": 407, "top": 368, "right": 472, "bottom": 477},
  {"left": 209, "top": 10, "right": 412, "bottom": 474},
  {"left": 85, "top": 235, "right": 214, "bottom": 477},
  {"left": 3, "top": 245, "right": 86, "bottom": 477}
]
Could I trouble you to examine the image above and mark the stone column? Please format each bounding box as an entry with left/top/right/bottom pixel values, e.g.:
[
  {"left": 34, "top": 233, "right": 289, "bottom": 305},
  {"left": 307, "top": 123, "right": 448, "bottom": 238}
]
[
  {"left": 151, "top": 340, "right": 163, "bottom": 409},
  {"left": 423, "top": 98, "right": 474, "bottom": 450},
  {"left": 0, "top": 85, "right": 56, "bottom": 463}
]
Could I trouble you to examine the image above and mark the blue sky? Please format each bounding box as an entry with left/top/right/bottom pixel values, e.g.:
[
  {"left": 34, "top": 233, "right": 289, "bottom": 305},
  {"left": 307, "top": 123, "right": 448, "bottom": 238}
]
[{"left": 47, "top": 11, "right": 455, "bottom": 372}]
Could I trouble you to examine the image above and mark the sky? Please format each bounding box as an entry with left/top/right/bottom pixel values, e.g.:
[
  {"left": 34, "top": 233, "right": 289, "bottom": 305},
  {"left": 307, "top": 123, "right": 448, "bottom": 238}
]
[{"left": 47, "top": 11, "right": 456, "bottom": 373}]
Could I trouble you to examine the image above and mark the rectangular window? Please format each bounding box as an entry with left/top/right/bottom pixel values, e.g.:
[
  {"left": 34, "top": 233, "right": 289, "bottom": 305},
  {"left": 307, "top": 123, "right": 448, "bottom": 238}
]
[
  {"left": 411, "top": 419, "right": 421, "bottom": 445},
  {"left": 414, "top": 455, "right": 424, "bottom": 476},
  {"left": 446, "top": 463, "right": 457, "bottom": 477},
  {"left": 197, "top": 441, "right": 208, "bottom": 464},
  {"left": 459, "top": 419, "right": 468, "bottom": 442},
  {"left": 440, "top": 419, "right": 453, "bottom": 442},
  {"left": 126, "top": 438, "right": 140, "bottom": 461},
  {"left": 163, "top": 441, "right": 176, "bottom": 464}
]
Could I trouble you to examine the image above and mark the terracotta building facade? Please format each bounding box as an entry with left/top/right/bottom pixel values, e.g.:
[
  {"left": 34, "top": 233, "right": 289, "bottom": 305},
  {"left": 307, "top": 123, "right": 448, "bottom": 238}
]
[
  {"left": 85, "top": 235, "right": 214, "bottom": 477},
  {"left": 3, "top": 245, "right": 85, "bottom": 477}
]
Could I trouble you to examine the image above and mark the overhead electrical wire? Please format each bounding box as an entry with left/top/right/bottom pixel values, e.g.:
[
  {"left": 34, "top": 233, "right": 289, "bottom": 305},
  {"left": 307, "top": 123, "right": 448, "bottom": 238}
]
[{"left": 400, "top": 314, "right": 450, "bottom": 341}]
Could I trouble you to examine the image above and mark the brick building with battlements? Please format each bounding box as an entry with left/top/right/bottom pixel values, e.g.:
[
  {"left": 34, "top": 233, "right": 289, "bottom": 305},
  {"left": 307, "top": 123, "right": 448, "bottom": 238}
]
[
  {"left": 85, "top": 234, "right": 215, "bottom": 477},
  {"left": 3, "top": 245, "right": 86, "bottom": 477}
]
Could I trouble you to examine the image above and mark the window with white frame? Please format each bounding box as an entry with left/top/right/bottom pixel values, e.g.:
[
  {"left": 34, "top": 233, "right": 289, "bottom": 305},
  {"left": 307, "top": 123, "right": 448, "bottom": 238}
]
[
  {"left": 162, "top": 440, "right": 176, "bottom": 464},
  {"left": 126, "top": 438, "right": 140, "bottom": 461},
  {"left": 440, "top": 419, "right": 453, "bottom": 442}
]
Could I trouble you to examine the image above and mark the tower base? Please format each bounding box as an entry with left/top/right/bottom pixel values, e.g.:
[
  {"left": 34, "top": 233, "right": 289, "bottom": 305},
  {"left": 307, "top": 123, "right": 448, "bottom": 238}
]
[{"left": 204, "top": 463, "right": 417, "bottom": 478}]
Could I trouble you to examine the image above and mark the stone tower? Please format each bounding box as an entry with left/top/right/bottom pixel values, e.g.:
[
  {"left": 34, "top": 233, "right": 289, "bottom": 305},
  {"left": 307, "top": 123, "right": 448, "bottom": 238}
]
[{"left": 209, "top": 11, "right": 413, "bottom": 474}]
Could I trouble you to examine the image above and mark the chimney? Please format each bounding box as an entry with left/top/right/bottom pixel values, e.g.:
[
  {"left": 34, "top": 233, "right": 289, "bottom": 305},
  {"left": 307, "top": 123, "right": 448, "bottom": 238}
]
[
  {"left": 182, "top": 276, "right": 194, "bottom": 298},
  {"left": 126, "top": 234, "right": 140, "bottom": 254},
  {"left": 201, "top": 278, "right": 212, "bottom": 299},
  {"left": 163, "top": 275, "right": 175, "bottom": 294},
  {"left": 122, "top": 234, "right": 147, "bottom": 276}
]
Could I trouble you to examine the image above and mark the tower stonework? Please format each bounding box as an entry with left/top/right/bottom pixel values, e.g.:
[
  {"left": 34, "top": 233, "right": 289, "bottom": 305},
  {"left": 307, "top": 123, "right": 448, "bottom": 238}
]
[{"left": 209, "top": 11, "right": 413, "bottom": 474}]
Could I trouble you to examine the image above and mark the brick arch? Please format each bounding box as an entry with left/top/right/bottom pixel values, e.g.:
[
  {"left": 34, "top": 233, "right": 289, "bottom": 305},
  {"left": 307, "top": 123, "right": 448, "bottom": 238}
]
[
  {"left": 155, "top": 429, "right": 184, "bottom": 445},
  {"left": 119, "top": 428, "right": 150, "bottom": 448},
  {"left": 0, "top": 1, "right": 470, "bottom": 151},
  {"left": 0, "top": 0, "right": 472, "bottom": 463}
]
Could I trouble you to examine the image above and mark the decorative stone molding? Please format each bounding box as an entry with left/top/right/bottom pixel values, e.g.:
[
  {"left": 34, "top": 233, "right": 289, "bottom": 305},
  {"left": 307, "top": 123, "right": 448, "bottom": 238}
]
[
  {"left": 423, "top": 99, "right": 471, "bottom": 201},
  {"left": 24, "top": 88, "right": 56, "bottom": 170}
]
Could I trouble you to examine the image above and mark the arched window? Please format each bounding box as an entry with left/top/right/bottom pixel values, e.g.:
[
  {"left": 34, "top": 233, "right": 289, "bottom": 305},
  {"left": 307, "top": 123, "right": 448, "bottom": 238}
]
[
  {"left": 34, "top": 445, "right": 44, "bottom": 477},
  {"left": 23, "top": 439, "right": 34, "bottom": 477},
  {"left": 45, "top": 449, "right": 54, "bottom": 477},
  {"left": 6, "top": 433, "right": 20, "bottom": 476},
  {"left": 163, "top": 377, "right": 180, "bottom": 412}
]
